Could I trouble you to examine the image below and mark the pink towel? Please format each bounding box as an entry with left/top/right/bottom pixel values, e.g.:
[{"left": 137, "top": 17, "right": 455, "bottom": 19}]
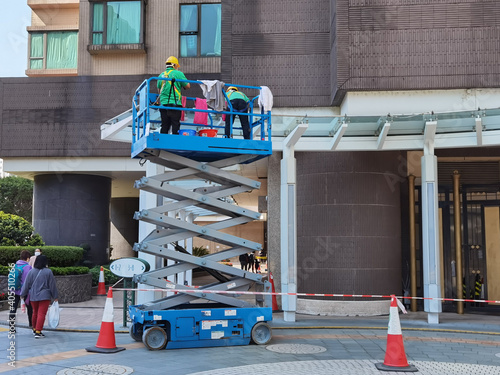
[
  {"left": 193, "top": 98, "right": 208, "bottom": 125},
  {"left": 180, "top": 96, "right": 186, "bottom": 121}
]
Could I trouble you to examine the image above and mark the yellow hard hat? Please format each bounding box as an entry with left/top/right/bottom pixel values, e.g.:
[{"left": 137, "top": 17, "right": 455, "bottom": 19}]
[
  {"left": 226, "top": 86, "right": 238, "bottom": 92},
  {"left": 166, "top": 56, "right": 179, "bottom": 67}
]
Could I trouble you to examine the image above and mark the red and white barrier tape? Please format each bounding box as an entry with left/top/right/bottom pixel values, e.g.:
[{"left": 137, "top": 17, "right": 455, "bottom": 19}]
[{"left": 112, "top": 287, "right": 500, "bottom": 304}]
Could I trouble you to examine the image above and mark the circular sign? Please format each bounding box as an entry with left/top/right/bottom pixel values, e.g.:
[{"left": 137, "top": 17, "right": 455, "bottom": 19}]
[{"left": 109, "top": 258, "right": 150, "bottom": 278}]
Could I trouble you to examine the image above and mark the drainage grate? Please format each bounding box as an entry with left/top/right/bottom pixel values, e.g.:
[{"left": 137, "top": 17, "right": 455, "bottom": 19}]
[
  {"left": 57, "top": 364, "right": 134, "bottom": 375},
  {"left": 266, "top": 343, "right": 327, "bottom": 354}
]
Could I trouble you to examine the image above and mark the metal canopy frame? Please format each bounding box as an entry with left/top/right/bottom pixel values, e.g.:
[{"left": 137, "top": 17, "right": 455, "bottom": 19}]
[{"left": 102, "top": 107, "right": 500, "bottom": 152}]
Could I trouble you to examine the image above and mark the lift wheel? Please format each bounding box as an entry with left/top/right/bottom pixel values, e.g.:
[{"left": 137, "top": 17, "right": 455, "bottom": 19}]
[{"left": 143, "top": 326, "right": 168, "bottom": 350}]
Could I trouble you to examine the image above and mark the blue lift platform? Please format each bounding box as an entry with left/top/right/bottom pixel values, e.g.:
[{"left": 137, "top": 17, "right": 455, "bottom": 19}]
[
  {"left": 128, "top": 77, "right": 274, "bottom": 350},
  {"left": 131, "top": 77, "right": 272, "bottom": 163}
]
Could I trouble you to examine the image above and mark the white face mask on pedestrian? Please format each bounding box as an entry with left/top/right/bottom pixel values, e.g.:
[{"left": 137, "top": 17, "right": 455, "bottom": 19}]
[{"left": 35, "top": 252, "right": 41, "bottom": 256}]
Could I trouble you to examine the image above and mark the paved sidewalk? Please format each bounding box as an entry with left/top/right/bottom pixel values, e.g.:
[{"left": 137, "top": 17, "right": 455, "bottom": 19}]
[{"left": 1, "top": 283, "right": 500, "bottom": 374}]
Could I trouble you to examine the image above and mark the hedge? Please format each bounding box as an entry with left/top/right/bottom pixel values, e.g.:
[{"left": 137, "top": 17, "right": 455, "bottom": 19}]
[
  {"left": 0, "top": 265, "right": 89, "bottom": 276},
  {"left": 0, "top": 246, "right": 84, "bottom": 267}
]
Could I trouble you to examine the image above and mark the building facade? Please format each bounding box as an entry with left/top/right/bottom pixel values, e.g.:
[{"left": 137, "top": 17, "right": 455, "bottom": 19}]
[{"left": 1, "top": 0, "right": 500, "bottom": 317}]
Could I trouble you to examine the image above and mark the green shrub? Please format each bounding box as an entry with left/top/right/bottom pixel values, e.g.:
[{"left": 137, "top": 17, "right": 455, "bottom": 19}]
[
  {"left": 0, "top": 177, "right": 33, "bottom": 222},
  {"left": 0, "top": 212, "right": 43, "bottom": 246},
  {"left": 0, "top": 265, "right": 89, "bottom": 276},
  {"left": 192, "top": 246, "right": 209, "bottom": 257},
  {"left": 0, "top": 265, "right": 10, "bottom": 275},
  {"left": 51, "top": 267, "right": 90, "bottom": 276},
  {"left": 0, "top": 246, "right": 84, "bottom": 267},
  {"left": 89, "top": 265, "right": 122, "bottom": 287}
]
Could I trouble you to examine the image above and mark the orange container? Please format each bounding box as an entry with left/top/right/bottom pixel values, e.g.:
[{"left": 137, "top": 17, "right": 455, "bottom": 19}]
[{"left": 198, "top": 129, "right": 218, "bottom": 137}]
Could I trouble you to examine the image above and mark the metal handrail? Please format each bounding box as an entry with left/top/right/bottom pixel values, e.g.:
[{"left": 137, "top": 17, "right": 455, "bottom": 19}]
[{"left": 132, "top": 77, "right": 272, "bottom": 144}]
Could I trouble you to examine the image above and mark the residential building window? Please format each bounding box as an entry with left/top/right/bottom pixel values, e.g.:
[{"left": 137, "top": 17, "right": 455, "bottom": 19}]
[
  {"left": 91, "top": 1, "right": 142, "bottom": 45},
  {"left": 29, "top": 31, "right": 78, "bottom": 70},
  {"left": 180, "top": 3, "right": 221, "bottom": 57}
]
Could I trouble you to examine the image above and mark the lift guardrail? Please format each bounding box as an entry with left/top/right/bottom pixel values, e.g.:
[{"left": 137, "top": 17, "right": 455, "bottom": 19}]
[{"left": 132, "top": 77, "right": 272, "bottom": 144}]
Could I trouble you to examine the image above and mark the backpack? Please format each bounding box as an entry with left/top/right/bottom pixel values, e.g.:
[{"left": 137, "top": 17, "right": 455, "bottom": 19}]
[{"left": 8, "top": 264, "right": 27, "bottom": 290}]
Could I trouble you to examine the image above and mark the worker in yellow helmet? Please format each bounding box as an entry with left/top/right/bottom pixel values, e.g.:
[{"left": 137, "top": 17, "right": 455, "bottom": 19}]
[
  {"left": 225, "top": 86, "right": 250, "bottom": 139},
  {"left": 157, "top": 56, "right": 190, "bottom": 134}
]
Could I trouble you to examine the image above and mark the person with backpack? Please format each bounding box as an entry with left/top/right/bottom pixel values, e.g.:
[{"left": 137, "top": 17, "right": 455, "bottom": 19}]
[
  {"left": 21, "top": 255, "right": 58, "bottom": 338},
  {"left": 8, "top": 250, "right": 33, "bottom": 329}
]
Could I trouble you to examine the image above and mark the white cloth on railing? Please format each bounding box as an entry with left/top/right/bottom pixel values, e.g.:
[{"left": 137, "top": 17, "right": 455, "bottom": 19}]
[
  {"left": 200, "top": 80, "right": 225, "bottom": 112},
  {"left": 258, "top": 86, "right": 273, "bottom": 112}
]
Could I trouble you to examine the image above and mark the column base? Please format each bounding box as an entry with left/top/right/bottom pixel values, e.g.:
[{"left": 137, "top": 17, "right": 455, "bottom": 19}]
[
  {"left": 283, "top": 311, "right": 296, "bottom": 322},
  {"left": 427, "top": 312, "right": 439, "bottom": 324}
]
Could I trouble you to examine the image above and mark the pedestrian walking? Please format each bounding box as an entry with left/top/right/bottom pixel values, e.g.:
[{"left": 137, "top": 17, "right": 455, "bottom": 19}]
[
  {"left": 21, "top": 255, "right": 58, "bottom": 338},
  {"left": 9, "top": 250, "right": 33, "bottom": 329}
]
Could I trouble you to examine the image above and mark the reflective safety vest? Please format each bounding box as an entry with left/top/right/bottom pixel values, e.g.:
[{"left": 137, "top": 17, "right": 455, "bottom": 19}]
[
  {"left": 227, "top": 90, "right": 249, "bottom": 102},
  {"left": 159, "top": 69, "right": 182, "bottom": 105}
]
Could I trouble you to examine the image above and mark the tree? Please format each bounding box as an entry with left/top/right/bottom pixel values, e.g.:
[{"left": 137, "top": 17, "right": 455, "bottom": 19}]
[
  {"left": 0, "top": 176, "right": 33, "bottom": 222},
  {"left": 0, "top": 211, "right": 44, "bottom": 246}
]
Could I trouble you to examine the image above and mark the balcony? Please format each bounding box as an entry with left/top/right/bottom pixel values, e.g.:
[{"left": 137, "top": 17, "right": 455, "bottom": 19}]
[{"left": 28, "top": 0, "right": 79, "bottom": 10}]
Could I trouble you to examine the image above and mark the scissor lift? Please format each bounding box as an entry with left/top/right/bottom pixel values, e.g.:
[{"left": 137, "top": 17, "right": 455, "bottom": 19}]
[{"left": 128, "top": 78, "right": 273, "bottom": 350}]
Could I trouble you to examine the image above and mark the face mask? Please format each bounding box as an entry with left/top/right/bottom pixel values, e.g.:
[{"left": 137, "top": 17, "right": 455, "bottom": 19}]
[{"left": 35, "top": 252, "right": 41, "bottom": 256}]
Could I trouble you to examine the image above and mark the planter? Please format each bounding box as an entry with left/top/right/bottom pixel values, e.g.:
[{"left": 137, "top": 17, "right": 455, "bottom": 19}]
[
  {"left": 0, "top": 273, "right": 92, "bottom": 304},
  {"left": 55, "top": 274, "right": 92, "bottom": 303},
  {"left": 0, "top": 300, "right": 10, "bottom": 311}
]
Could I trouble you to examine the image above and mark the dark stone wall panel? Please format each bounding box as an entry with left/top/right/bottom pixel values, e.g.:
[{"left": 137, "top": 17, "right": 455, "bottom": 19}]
[
  {"left": 33, "top": 174, "right": 111, "bottom": 265},
  {"left": 0, "top": 75, "right": 148, "bottom": 158},
  {"left": 348, "top": 2, "right": 500, "bottom": 30},
  {"left": 231, "top": 54, "right": 330, "bottom": 98},
  {"left": 331, "top": 0, "right": 500, "bottom": 103},
  {"left": 297, "top": 235, "right": 400, "bottom": 270},
  {"left": 298, "top": 267, "right": 400, "bottom": 296},
  {"left": 351, "top": 204, "right": 401, "bottom": 237},
  {"left": 298, "top": 204, "right": 354, "bottom": 237},
  {"left": 297, "top": 151, "right": 402, "bottom": 296},
  {"left": 297, "top": 151, "right": 402, "bottom": 174},
  {"left": 231, "top": 33, "right": 330, "bottom": 56},
  {"left": 323, "top": 173, "right": 399, "bottom": 205},
  {"left": 222, "top": 0, "right": 331, "bottom": 107},
  {"left": 297, "top": 173, "right": 327, "bottom": 206},
  {"left": 232, "top": 0, "right": 330, "bottom": 34}
]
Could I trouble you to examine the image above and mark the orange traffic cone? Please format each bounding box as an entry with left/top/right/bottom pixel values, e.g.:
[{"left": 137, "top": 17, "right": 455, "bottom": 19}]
[
  {"left": 375, "top": 295, "right": 417, "bottom": 372},
  {"left": 96, "top": 266, "right": 107, "bottom": 295},
  {"left": 86, "top": 288, "right": 125, "bottom": 353},
  {"left": 269, "top": 271, "right": 279, "bottom": 312}
]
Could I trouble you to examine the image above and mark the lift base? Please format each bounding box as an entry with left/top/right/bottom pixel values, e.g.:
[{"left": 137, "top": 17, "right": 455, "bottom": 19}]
[{"left": 129, "top": 304, "right": 272, "bottom": 350}]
